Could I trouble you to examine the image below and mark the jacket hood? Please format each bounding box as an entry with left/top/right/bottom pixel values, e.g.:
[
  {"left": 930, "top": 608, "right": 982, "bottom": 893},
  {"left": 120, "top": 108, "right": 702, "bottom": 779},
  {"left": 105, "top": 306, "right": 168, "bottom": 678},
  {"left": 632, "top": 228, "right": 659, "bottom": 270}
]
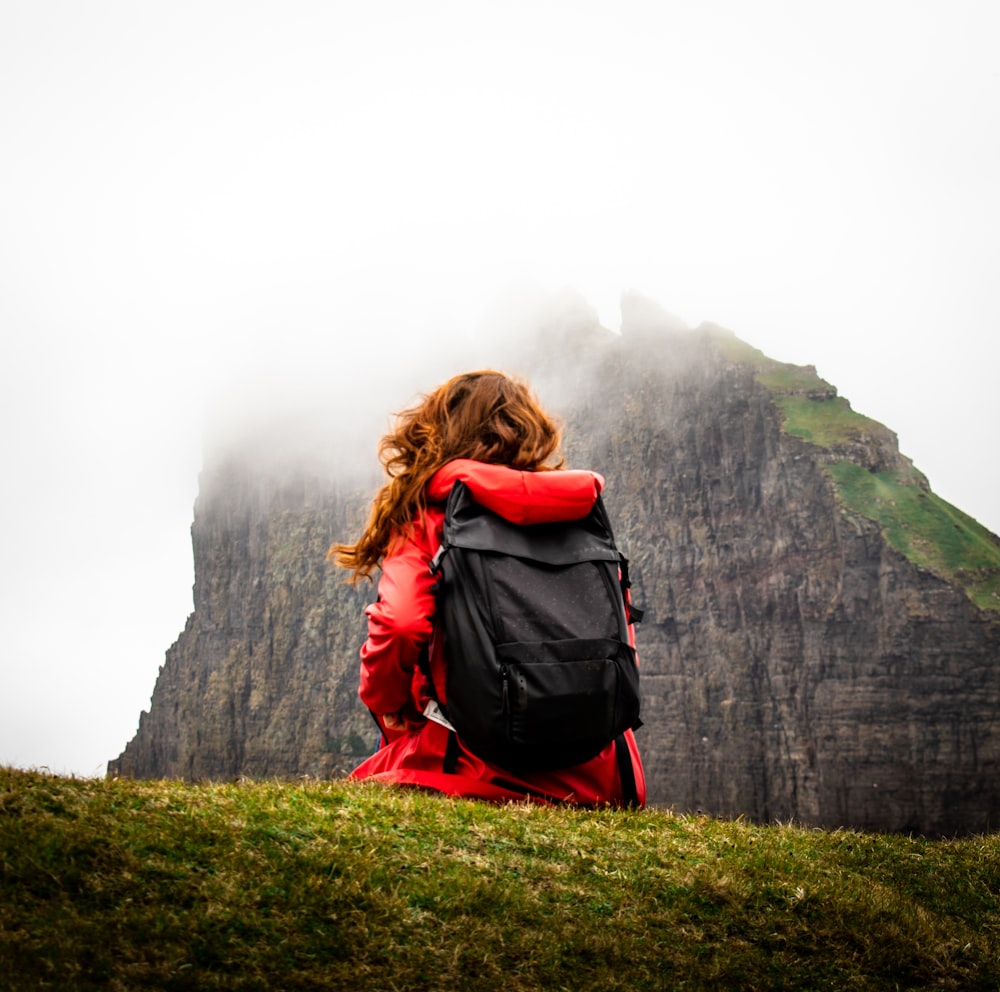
[{"left": 427, "top": 459, "right": 604, "bottom": 526}]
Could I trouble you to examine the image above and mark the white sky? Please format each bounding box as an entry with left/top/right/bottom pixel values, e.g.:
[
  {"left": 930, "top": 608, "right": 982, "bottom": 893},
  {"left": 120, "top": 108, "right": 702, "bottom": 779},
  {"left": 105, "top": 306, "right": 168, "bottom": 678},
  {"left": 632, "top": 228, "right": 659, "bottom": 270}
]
[{"left": 2, "top": 0, "right": 998, "bottom": 777}]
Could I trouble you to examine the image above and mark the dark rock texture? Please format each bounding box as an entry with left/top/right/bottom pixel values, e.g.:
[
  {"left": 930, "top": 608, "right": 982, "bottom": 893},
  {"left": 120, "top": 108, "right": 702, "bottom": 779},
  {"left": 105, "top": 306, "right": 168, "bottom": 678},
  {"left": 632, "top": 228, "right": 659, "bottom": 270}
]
[
  {"left": 109, "top": 467, "right": 378, "bottom": 782},
  {"left": 109, "top": 308, "right": 1000, "bottom": 835}
]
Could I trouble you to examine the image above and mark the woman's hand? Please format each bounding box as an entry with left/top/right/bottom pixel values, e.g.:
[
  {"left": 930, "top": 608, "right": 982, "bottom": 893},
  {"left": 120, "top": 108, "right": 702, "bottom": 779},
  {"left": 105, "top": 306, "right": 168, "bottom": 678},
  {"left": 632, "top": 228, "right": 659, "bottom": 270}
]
[{"left": 381, "top": 701, "right": 426, "bottom": 734}]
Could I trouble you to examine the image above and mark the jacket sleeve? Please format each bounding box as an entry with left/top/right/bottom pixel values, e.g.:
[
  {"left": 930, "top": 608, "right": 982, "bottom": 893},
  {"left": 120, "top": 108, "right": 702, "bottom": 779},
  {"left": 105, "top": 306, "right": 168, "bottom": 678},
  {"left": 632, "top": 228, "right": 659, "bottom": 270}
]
[
  {"left": 358, "top": 518, "right": 438, "bottom": 717},
  {"left": 429, "top": 459, "right": 605, "bottom": 524}
]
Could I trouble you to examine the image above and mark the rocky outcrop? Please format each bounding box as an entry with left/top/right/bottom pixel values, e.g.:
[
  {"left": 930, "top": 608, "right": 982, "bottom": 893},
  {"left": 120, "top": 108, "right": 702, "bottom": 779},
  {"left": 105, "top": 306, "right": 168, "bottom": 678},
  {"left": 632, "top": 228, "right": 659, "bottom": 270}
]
[
  {"left": 109, "top": 467, "right": 378, "bottom": 781},
  {"left": 577, "top": 325, "right": 999, "bottom": 835},
  {"left": 110, "top": 304, "right": 1000, "bottom": 835}
]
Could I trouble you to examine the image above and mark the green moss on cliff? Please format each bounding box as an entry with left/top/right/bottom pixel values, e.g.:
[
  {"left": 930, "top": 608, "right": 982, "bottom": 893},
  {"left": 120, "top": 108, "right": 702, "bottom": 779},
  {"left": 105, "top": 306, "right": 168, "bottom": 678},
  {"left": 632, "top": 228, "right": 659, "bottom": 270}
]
[
  {"left": 706, "top": 326, "right": 769, "bottom": 366},
  {"left": 830, "top": 462, "right": 1000, "bottom": 611},
  {"left": 771, "top": 393, "right": 881, "bottom": 447},
  {"left": 708, "top": 325, "right": 1000, "bottom": 611},
  {"left": 754, "top": 363, "right": 894, "bottom": 453}
]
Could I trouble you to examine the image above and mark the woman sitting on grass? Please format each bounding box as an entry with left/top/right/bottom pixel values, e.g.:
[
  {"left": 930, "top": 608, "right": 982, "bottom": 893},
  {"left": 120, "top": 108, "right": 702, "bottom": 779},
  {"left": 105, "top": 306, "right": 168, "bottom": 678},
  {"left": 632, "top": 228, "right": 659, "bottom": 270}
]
[{"left": 330, "top": 369, "right": 645, "bottom": 805}]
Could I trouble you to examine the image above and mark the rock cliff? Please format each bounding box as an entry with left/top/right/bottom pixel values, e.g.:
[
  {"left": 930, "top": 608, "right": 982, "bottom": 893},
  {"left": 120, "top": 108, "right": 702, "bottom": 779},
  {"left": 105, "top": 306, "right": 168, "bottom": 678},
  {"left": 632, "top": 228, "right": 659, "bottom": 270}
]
[{"left": 109, "top": 301, "right": 1000, "bottom": 835}]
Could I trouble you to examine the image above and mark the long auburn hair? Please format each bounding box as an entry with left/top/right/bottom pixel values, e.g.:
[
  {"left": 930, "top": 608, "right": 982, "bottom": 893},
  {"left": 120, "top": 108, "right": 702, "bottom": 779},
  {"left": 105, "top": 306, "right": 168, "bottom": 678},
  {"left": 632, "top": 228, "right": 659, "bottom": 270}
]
[{"left": 331, "top": 370, "right": 563, "bottom": 581}]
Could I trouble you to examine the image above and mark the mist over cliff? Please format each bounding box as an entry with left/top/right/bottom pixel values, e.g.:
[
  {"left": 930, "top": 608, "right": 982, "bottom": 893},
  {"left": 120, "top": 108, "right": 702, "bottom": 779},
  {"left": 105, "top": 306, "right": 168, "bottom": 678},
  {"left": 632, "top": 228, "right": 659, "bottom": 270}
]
[{"left": 109, "top": 296, "right": 1000, "bottom": 835}]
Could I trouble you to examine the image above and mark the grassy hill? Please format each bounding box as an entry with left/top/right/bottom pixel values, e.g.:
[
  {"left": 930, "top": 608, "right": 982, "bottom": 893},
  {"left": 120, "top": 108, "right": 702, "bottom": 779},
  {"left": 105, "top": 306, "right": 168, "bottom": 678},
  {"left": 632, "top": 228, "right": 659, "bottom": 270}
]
[
  {"left": 2, "top": 769, "right": 998, "bottom": 990},
  {"left": 710, "top": 327, "right": 1000, "bottom": 611}
]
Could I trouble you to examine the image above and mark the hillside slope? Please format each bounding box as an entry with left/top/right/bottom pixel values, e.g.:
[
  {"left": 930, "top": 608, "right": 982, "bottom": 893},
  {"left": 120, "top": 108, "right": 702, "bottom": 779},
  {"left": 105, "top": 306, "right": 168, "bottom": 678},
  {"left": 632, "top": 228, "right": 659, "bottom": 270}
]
[{"left": 5, "top": 770, "right": 999, "bottom": 991}]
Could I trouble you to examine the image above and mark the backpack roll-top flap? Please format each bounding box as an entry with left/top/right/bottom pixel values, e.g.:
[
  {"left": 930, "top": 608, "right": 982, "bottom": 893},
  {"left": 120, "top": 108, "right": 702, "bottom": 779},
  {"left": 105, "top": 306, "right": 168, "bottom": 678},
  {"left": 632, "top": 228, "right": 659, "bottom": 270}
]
[{"left": 444, "top": 481, "right": 620, "bottom": 566}]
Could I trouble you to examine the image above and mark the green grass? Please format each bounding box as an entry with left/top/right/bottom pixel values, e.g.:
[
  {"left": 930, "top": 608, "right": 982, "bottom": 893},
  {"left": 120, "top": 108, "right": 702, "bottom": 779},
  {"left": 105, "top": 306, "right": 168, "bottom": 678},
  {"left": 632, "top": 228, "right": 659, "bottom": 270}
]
[
  {"left": 754, "top": 363, "right": 834, "bottom": 396},
  {"left": 769, "top": 394, "right": 886, "bottom": 449},
  {"left": 707, "top": 326, "right": 1000, "bottom": 609},
  {"left": 710, "top": 326, "right": 898, "bottom": 452},
  {"left": 2, "top": 769, "right": 999, "bottom": 990},
  {"left": 755, "top": 364, "right": 896, "bottom": 453},
  {"left": 830, "top": 462, "right": 1000, "bottom": 610}
]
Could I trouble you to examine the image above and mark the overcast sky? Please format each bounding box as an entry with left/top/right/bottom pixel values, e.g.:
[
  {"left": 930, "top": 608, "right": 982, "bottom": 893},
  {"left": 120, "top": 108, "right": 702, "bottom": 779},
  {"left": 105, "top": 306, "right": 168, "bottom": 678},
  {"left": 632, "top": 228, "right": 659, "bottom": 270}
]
[{"left": 2, "top": 0, "right": 998, "bottom": 777}]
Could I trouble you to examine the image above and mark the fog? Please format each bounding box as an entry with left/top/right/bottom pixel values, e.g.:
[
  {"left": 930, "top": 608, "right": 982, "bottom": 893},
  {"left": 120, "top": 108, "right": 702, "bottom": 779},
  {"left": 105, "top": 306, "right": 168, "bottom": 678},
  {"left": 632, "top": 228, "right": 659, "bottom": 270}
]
[{"left": 2, "top": 1, "right": 998, "bottom": 777}]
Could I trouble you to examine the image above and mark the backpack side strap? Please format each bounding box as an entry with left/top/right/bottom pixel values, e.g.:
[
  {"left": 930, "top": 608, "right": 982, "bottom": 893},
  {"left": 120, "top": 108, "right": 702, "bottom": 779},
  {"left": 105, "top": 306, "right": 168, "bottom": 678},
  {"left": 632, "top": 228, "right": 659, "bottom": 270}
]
[
  {"left": 619, "top": 554, "right": 644, "bottom": 624},
  {"left": 443, "top": 728, "right": 461, "bottom": 775},
  {"left": 614, "top": 733, "right": 640, "bottom": 808}
]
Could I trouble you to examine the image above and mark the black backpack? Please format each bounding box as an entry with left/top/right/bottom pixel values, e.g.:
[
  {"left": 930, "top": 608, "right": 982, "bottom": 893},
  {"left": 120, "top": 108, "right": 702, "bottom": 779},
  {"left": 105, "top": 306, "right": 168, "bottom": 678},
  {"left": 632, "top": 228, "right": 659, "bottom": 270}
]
[{"left": 428, "top": 480, "right": 642, "bottom": 772}]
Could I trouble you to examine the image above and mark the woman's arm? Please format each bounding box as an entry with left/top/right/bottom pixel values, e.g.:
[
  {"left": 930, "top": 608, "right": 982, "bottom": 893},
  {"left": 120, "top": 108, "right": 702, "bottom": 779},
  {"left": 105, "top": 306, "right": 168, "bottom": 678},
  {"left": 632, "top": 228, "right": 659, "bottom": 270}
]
[{"left": 358, "top": 517, "right": 438, "bottom": 732}]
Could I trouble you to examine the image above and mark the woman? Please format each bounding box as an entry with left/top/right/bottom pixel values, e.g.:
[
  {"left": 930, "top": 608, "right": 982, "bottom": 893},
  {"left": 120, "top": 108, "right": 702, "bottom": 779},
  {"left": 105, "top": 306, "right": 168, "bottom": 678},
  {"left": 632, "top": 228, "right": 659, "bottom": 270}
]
[{"left": 331, "top": 370, "right": 645, "bottom": 806}]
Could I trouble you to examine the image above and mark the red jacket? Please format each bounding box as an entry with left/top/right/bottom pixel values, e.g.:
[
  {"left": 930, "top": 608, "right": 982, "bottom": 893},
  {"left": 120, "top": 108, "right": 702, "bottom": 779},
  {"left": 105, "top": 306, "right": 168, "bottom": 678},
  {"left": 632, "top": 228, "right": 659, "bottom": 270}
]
[{"left": 349, "top": 458, "right": 646, "bottom": 806}]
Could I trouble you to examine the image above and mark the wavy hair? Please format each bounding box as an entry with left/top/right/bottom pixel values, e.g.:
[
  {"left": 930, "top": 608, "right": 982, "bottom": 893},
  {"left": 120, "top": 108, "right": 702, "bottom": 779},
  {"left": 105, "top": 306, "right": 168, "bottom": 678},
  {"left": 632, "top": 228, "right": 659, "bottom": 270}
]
[{"left": 331, "top": 370, "right": 563, "bottom": 581}]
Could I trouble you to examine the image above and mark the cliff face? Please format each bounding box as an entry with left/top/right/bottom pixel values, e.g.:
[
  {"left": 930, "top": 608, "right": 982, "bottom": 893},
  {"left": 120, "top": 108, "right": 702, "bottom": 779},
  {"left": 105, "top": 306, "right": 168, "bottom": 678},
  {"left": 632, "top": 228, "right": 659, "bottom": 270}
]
[
  {"left": 109, "top": 468, "right": 377, "bottom": 781},
  {"left": 110, "top": 309, "right": 1000, "bottom": 835},
  {"left": 572, "top": 326, "right": 1000, "bottom": 835}
]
